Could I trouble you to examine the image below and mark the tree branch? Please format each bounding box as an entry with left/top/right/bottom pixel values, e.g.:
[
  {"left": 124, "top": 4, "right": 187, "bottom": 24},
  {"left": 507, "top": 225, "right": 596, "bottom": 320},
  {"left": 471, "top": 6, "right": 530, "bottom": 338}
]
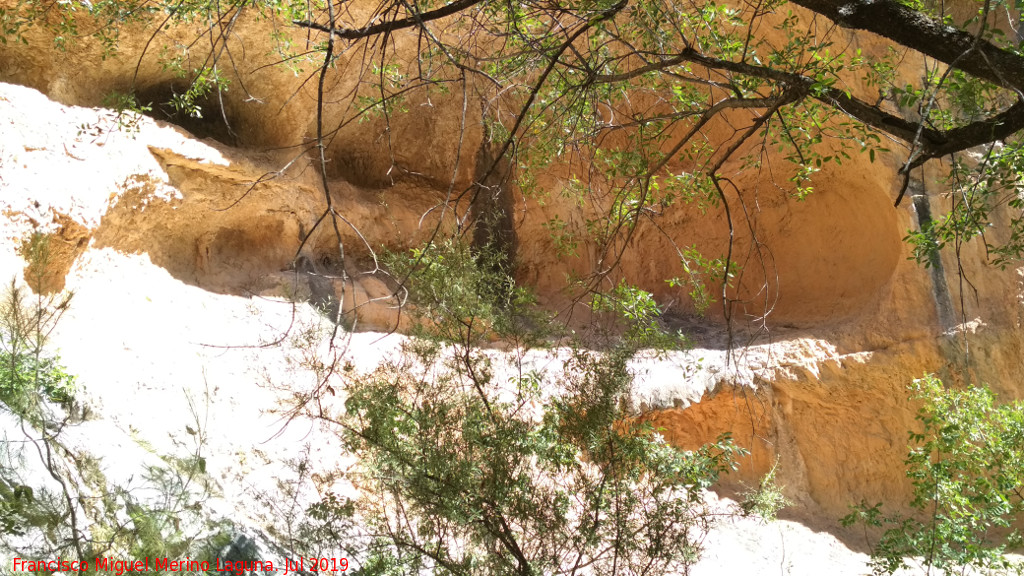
[
  {"left": 293, "top": 0, "right": 485, "bottom": 40},
  {"left": 591, "top": 47, "right": 1024, "bottom": 166},
  {"left": 788, "top": 0, "right": 1024, "bottom": 94}
]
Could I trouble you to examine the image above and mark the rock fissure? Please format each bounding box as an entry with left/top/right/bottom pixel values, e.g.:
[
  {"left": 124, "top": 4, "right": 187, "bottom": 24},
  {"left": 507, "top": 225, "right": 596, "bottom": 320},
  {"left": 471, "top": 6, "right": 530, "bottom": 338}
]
[{"left": 911, "top": 187, "right": 958, "bottom": 334}]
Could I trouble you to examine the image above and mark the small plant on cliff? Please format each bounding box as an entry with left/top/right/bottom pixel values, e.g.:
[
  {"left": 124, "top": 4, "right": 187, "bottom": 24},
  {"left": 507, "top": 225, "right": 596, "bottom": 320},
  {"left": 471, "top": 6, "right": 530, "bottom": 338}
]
[
  {"left": 309, "top": 241, "right": 746, "bottom": 575},
  {"left": 737, "top": 459, "right": 791, "bottom": 523},
  {"left": 842, "top": 375, "right": 1024, "bottom": 575},
  {"left": 0, "top": 280, "right": 76, "bottom": 420},
  {"left": 0, "top": 235, "right": 76, "bottom": 423}
]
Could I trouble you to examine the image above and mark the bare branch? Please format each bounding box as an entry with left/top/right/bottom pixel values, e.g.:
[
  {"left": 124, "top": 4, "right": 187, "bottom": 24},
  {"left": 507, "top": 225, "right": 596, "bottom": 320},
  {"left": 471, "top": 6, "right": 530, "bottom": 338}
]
[{"left": 293, "top": 0, "right": 485, "bottom": 40}]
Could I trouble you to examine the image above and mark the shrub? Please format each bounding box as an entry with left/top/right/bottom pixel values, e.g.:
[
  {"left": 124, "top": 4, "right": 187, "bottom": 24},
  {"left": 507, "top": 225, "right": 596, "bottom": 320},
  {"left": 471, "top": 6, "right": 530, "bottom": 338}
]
[
  {"left": 322, "top": 241, "right": 746, "bottom": 575},
  {"left": 842, "top": 375, "right": 1024, "bottom": 575},
  {"left": 0, "top": 278, "right": 75, "bottom": 421}
]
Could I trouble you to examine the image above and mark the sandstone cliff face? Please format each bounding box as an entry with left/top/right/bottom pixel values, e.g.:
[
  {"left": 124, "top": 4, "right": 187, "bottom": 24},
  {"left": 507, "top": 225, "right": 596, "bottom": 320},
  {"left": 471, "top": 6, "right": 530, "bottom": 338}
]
[{"left": 1, "top": 1, "right": 1023, "bottom": 559}]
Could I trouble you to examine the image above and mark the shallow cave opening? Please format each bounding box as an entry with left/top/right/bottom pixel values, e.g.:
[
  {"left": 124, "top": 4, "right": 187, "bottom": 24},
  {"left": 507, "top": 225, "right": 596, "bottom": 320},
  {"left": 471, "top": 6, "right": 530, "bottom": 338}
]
[{"left": 132, "top": 82, "right": 239, "bottom": 146}]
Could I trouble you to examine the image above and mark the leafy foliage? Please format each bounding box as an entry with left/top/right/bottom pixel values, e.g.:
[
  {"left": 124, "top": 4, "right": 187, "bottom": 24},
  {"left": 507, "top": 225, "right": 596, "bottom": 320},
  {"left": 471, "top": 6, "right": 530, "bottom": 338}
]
[
  {"left": 327, "top": 241, "right": 746, "bottom": 575},
  {"left": 389, "top": 240, "right": 543, "bottom": 347},
  {"left": 0, "top": 236, "right": 75, "bottom": 422},
  {"left": 737, "top": 459, "right": 790, "bottom": 522},
  {"left": 666, "top": 246, "right": 738, "bottom": 318},
  {"left": 842, "top": 375, "right": 1024, "bottom": 575},
  {"left": 0, "top": 328, "right": 76, "bottom": 417}
]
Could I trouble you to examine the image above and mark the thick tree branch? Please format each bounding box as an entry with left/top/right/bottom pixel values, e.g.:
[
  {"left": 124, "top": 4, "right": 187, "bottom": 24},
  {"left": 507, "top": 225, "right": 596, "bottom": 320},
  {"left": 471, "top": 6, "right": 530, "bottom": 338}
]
[
  {"left": 788, "top": 0, "right": 1024, "bottom": 94},
  {"left": 931, "top": 101, "right": 1024, "bottom": 157},
  {"left": 822, "top": 87, "right": 1024, "bottom": 168},
  {"left": 592, "top": 48, "right": 1024, "bottom": 166}
]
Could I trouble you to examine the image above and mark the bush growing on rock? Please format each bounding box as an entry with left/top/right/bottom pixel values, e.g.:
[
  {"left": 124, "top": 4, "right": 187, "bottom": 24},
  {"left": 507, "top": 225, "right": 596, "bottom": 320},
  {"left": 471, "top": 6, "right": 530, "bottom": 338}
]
[
  {"left": 843, "top": 375, "right": 1024, "bottom": 575},
  {"left": 315, "top": 241, "right": 747, "bottom": 575}
]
